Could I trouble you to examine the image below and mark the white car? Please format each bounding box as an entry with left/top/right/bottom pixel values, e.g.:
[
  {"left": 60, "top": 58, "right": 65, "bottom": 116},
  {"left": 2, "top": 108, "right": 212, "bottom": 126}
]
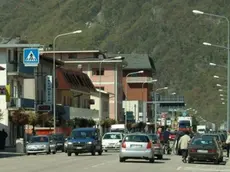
[{"left": 102, "top": 132, "right": 123, "bottom": 152}]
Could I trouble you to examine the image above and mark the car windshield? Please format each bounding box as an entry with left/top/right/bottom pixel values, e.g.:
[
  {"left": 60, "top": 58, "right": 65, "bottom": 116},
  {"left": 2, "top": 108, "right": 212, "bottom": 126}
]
[
  {"left": 124, "top": 135, "right": 149, "bottom": 142},
  {"left": 179, "top": 121, "right": 190, "bottom": 128},
  {"left": 30, "top": 136, "right": 49, "bottom": 143},
  {"left": 202, "top": 135, "right": 220, "bottom": 141},
  {"left": 103, "top": 133, "right": 121, "bottom": 139},
  {"left": 191, "top": 137, "right": 214, "bottom": 145},
  {"left": 52, "top": 134, "right": 65, "bottom": 141},
  {"left": 148, "top": 134, "right": 158, "bottom": 141},
  {"left": 71, "top": 130, "right": 94, "bottom": 139}
]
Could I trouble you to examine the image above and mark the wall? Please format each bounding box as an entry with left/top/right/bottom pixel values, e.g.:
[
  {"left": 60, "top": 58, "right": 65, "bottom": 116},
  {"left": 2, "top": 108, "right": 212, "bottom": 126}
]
[
  {"left": 90, "top": 93, "right": 109, "bottom": 120},
  {"left": 23, "top": 79, "right": 35, "bottom": 99}
]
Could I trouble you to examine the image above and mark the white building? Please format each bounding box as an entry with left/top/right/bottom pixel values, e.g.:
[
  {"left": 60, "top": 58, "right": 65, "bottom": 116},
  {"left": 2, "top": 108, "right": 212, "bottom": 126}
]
[{"left": 90, "top": 89, "right": 110, "bottom": 121}]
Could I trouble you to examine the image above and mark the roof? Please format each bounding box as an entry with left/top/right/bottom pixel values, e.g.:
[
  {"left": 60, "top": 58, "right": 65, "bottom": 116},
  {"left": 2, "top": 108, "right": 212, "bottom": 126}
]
[
  {"left": 109, "top": 54, "right": 155, "bottom": 70},
  {"left": 0, "top": 44, "right": 40, "bottom": 48},
  {"left": 40, "top": 55, "right": 64, "bottom": 65},
  {"left": 0, "top": 66, "right": 5, "bottom": 70},
  {"left": 73, "top": 128, "right": 97, "bottom": 131},
  {"left": 56, "top": 68, "right": 96, "bottom": 93},
  {"left": 40, "top": 50, "right": 101, "bottom": 54}
]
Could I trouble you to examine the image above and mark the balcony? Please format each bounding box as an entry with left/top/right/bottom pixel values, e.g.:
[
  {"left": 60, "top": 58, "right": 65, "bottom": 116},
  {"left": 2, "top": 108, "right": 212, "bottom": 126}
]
[
  {"left": 64, "top": 106, "right": 99, "bottom": 121},
  {"left": 8, "top": 98, "right": 35, "bottom": 110},
  {"left": 7, "top": 63, "right": 34, "bottom": 78},
  {"left": 126, "top": 77, "right": 152, "bottom": 83}
]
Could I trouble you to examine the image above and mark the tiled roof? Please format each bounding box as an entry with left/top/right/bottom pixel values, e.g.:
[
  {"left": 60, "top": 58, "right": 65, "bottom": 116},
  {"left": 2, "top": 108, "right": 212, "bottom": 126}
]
[
  {"left": 56, "top": 68, "right": 96, "bottom": 93},
  {"left": 109, "top": 54, "right": 155, "bottom": 70}
]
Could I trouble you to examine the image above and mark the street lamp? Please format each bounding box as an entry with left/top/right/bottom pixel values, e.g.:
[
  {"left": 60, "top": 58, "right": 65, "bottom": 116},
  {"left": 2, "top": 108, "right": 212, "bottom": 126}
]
[
  {"left": 220, "top": 94, "right": 224, "bottom": 97},
  {"left": 141, "top": 79, "right": 158, "bottom": 123},
  {"left": 217, "top": 84, "right": 222, "bottom": 87},
  {"left": 125, "top": 70, "right": 144, "bottom": 128},
  {"left": 193, "top": 9, "right": 230, "bottom": 130},
  {"left": 154, "top": 86, "right": 168, "bottom": 133},
  {"left": 98, "top": 56, "right": 124, "bottom": 135},
  {"left": 221, "top": 98, "right": 225, "bottom": 101},
  {"left": 219, "top": 89, "right": 224, "bottom": 92},
  {"left": 222, "top": 102, "right": 226, "bottom": 105},
  {"left": 209, "top": 62, "right": 227, "bottom": 69},
  {"left": 52, "top": 30, "right": 82, "bottom": 133},
  {"left": 213, "top": 75, "right": 220, "bottom": 79},
  {"left": 171, "top": 92, "right": 176, "bottom": 95}
]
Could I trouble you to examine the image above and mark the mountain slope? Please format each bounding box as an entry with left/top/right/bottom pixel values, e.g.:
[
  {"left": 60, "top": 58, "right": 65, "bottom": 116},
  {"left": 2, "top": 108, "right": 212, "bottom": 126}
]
[{"left": 0, "top": 0, "right": 229, "bottom": 124}]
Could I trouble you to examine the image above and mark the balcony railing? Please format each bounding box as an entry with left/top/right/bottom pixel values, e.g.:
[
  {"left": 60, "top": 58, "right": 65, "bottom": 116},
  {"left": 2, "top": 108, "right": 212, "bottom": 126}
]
[
  {"left": 7, "top": 63, "right": 34, "bottom": 78},
  {"left": 126, "top": 77, "right": 152, "bottom": 83},
  {"left": 9, "top": 98, "right": 35, "bottom": 109},
  {"left": 152, "top": 95, "right": 185, "bottom": 102}
]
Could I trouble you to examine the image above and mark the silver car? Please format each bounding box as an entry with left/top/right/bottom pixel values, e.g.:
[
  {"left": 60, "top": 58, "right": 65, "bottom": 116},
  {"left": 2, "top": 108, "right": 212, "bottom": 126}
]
[
  {"left": 26, "top": 135, "right": 57, "bottom": 155},
  {"left": 119, "top": 133, "right": 155, "bottom": 163}
]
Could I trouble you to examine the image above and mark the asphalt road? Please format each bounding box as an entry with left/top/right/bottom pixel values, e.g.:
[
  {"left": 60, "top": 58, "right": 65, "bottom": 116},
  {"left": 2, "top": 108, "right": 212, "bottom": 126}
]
[{"left": 0, "top": 152, "right": 229, "bottom": 172}]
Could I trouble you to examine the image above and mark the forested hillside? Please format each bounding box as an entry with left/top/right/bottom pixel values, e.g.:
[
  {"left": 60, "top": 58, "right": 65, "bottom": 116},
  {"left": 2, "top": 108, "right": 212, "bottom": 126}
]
[{"left": 0, "top": 0, "right": 229, "bottom": 124}]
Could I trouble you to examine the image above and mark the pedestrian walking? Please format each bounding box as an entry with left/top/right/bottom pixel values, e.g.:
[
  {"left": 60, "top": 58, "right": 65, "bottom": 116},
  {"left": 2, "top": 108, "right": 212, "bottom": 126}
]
[
  {"left": 178, "top": 131, "right": 191, "bottom": 163},
  {"left": 226, "top": 131, "right": 230, "bottom": 158}
]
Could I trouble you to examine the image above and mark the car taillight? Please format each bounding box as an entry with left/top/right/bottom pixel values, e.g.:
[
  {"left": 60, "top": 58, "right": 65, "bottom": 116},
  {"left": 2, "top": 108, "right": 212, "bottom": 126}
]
[
  {"left": 190, "top": 149, "right": 197, "bottom": 152},
  {"left": 147, "top": 142, "right": 152, "bottom": 149},
  {"left": 208, "top": 149, "right": 216, "bottom": 153},
  {"left": 121, "top": 142, "right": 126, "bottom": 148}
]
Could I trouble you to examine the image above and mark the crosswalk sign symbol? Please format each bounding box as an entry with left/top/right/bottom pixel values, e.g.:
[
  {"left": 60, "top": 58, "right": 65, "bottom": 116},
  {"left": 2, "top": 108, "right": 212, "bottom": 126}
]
[{"left": 23, "top": 48, "right": 40, "bottom": 67}]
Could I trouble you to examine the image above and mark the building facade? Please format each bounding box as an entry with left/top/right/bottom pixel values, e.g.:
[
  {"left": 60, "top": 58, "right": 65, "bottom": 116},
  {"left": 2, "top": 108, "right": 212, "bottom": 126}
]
[
  {"left": 40, "top": 50, "right": 125, "bottom": 122},
  {"left": 56, "top": 68, "right": 109, "bottom": 121}
]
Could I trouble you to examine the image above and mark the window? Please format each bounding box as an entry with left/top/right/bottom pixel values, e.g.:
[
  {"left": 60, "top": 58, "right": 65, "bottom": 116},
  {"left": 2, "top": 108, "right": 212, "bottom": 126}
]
[
  {"left": 124, "top": 135, "right": 149, "bottom": 142},
  {"left": 103, "top": 133, "right": 121, "bottom": 140},
  {"left": 95, "top": 87, "right": 104, "bottom": 90},
  {"left": 92, "top": 68, "right": 104, "bottom": 75},
  {"left": 69, "top": 98, "right": 73, "bottom": 106},
  {"left": 62, "top": 96, "right": 67, "bottom": 105},
  {"left": 68, "top": 54, "right": 78, "bottom": 59}
]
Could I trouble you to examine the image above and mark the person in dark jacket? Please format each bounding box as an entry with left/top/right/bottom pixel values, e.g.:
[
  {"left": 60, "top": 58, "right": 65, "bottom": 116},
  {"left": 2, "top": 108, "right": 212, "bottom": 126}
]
[{"left": 0, "top": 129, "right": 8, "bottom": 150}]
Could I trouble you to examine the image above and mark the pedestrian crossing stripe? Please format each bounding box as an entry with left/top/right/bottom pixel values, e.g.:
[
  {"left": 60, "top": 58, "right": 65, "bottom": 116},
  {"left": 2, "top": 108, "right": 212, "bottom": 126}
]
[{"left": 26, "top": 51, "right": 37, "bottom": 61}]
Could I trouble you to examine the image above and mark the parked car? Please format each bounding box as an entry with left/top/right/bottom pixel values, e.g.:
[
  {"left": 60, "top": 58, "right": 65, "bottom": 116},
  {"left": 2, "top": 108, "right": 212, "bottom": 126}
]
[
  {"left": 65, "top": 128, "right": 103, "bottom": 156},
  {"left": 26, "top": 135, "right": 57, "bottom": 155},
  {"left": 148, "top": 134, "right": 163, "bottom": 159},
  {"left": 119, "top": 133, "right": 155, "bottom": 163},
  {"left": 188, "top": 135, "right": 223, "bottom": 164},
  {"left": 50, "top": 133, "right": 65, "bottom": 152},
  {"left": 102, "top": 132, "right": 123, "bottom": 152}
]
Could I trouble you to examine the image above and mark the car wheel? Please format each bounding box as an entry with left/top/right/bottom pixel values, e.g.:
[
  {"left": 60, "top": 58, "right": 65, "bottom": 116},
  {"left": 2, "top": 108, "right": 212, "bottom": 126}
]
[
  {"left": 46, "top": 149, "right": 51, "bottom": 154},
  {"left": 98, "top": 151, "right": 102, "bottom": 155},
  {"left": 157, "top": 155, "right": 163, "bottom": 160},
  {"left": 188, "top": 157, "right": 193, "bottom": 164},
  {"left": 75, "top": 153, "right": 78, "bottom": 156},
  {"left": 105, "top": 150, "right": 108, "bottom": 152},
  {"left": 62, "top": 149, "right": 64, "bottom": 152},
  {"left": 149, "top": 157, "right": 155, "bottom": 163},
  {"left": 27, "top": 153, "right": 30, "bottom": 156},
  {"left": 67, "top": 152, "right": 72, "bottom": 156},
  {"left": 52, "top": 151, "right": 56, "bottom": 154},
  {"left": 219, "top": 156, "right": 223, "bottom": 162},
  {"left": 214, "top": 159, "right": 220, "bottom": 164},
  {"left": 119, "top": 157, "right": 125, "bottom": 162},
  {"left": 91, "top": 150, "right": 96, "bottom": 156}
]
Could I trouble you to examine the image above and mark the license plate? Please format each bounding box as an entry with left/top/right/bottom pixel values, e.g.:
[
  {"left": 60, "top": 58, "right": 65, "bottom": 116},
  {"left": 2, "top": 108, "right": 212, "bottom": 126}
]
[
  {"left": 109, "top": 143, "right": 114, "bottom": 146},
  {"left": 131, "top": 144, "right": 142, "bottom": 148},
  {"left": 57, "top": 143, "right": 63, "bottom": 145},
  {"left": 76, "top": 147, "right": 82, "bottom": 149},
  {"left": 197, "top": 150, "right": 208, "bottom": 153}
]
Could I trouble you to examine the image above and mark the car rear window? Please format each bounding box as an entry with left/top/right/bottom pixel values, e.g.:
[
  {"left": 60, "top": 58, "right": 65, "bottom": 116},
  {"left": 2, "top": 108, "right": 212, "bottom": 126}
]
[
  {"left": 103, "top": 133, "right": 121, "bottom": 139},
  {"left": 124, "top": 135, "right": 150, "bottom": 142},
  {"left": 202, "top": 135, "right": 219, "bottom": 141},
  {"left": 191, "top": 138, "right": 214, "bottom": 145}
]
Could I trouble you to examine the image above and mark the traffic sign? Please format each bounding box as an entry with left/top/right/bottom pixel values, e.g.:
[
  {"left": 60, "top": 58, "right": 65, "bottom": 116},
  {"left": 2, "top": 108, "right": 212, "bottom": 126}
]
[{"left": 23, "top": 48, "right": 40, "bottom": 67}]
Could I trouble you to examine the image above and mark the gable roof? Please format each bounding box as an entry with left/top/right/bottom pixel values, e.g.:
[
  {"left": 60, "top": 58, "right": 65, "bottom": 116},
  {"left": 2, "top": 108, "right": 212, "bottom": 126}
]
[
  {"left": 56, "top": 68, "right": 96, "bottom": 93},
  {"left": 109, "top": 54, "right": 155, "bottom": 70}
]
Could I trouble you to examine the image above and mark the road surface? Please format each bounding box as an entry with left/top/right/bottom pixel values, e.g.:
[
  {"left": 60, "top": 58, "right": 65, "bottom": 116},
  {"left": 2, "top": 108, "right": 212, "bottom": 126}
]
[{"left": 0, "top": 152, "right": 229, "bottom": 172}]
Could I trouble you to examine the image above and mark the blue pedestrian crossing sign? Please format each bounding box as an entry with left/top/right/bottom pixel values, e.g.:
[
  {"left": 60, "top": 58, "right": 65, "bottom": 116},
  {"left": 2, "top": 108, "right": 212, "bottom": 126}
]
[{"left": 23, "top": 48, "right": 40, "bottom": 67}]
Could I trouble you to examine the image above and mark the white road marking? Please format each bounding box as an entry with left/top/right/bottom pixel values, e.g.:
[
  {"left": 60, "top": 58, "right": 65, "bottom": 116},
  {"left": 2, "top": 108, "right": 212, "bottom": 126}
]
[
  {"left": 92, "top": 163, "right": 105, "bottom": 167},
  {"left": 183, "top": 167, "right": 230, "bottom": 172},
  {"left": 176, "top": 166, "right": 182, "bottom": 170}
]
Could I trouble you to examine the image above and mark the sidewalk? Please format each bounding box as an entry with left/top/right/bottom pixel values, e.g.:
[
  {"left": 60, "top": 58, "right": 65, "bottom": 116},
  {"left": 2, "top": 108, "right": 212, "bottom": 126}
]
[{"left": 0, "top": 147, "right": 25, "bottom": 158}]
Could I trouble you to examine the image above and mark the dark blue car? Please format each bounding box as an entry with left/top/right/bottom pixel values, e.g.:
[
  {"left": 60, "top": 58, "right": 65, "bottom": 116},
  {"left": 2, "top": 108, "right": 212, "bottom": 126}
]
[{"left": 66, "top": 128, "right": 102, "bottom": 156}]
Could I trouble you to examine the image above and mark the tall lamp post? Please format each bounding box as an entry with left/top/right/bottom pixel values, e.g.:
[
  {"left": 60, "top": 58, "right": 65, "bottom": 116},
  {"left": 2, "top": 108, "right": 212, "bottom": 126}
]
[
  {"left": 98, "top": 56, "right": 124, "bottom": 136},
  {"left": 125, "top": 70, "right": 144, "bottom": 128},
  {"left": 154, "top": 87, "right": 168, "bottom": 133},
  {"left": 141, "top": 79, "right": 157, "bottom": 122},
  {"left": 193, "top": 10, "right": 230, "bottom": 130},
  {"left": 52, "top": 30, "right": 82, "bottom": 134}
]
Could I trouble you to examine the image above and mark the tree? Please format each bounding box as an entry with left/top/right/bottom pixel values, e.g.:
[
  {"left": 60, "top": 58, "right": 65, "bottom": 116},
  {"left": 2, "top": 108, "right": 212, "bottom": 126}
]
[
  {"left": 37, "top": 112, "right": 53, "bottom": 127},
  {"left": 100, "top": 118, "right": 117, "bottom": 128},
  {"left": 28, "top": 111, "right": 38, "bottom": 135},
  {"left": 10, "top": 108, "right": 29, "bottom": 138}
]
